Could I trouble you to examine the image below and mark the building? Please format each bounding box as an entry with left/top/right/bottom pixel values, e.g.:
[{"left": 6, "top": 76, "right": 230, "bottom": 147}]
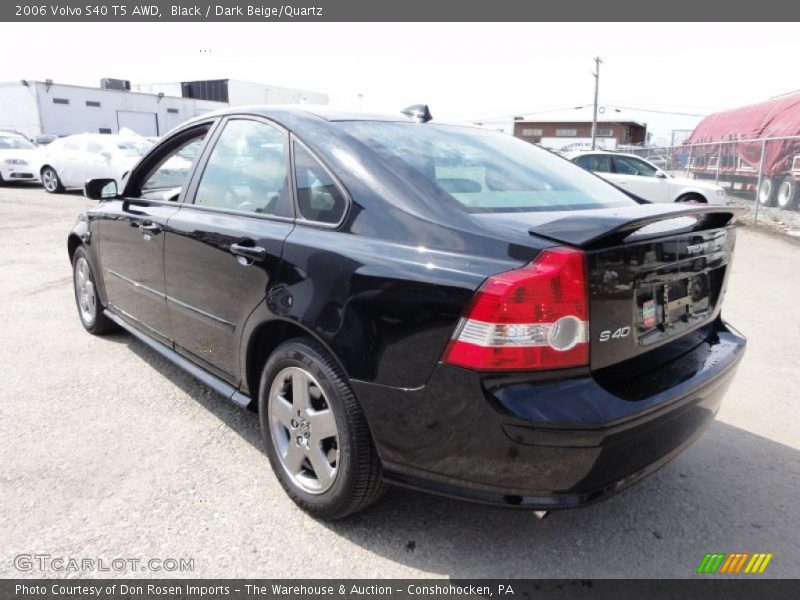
[
  {"left": 513, "top": 119, "right": 647, "bottom": 151},
  {"left": 0, "top": 79, "right": 225, "bottom": 138},
  {"left": 0, "top": 78, "right": 328, "bottom": 138},
  {"left": 134, "top": 79, "right": 328, "bottom": 107}
]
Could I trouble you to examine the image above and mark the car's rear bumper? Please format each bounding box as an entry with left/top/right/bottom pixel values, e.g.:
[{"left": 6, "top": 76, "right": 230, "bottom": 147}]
[{"left": 353, "top": 318, "right": 745, "bottom": 509}]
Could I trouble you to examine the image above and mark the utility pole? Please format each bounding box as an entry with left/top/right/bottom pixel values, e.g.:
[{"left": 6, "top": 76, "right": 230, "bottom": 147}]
[{"left": 591, "top": 56, "right": 602, "bottom": 150}]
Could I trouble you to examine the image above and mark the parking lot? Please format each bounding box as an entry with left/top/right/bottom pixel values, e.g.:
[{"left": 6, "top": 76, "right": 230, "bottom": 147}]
[{"left": 0, "top": 184, "right": 798, "bottom": 579}]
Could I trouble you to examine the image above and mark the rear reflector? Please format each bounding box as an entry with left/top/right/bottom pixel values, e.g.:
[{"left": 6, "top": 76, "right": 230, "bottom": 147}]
[{"left": 443, "top": 247, "right": 589, "bottom": 371}]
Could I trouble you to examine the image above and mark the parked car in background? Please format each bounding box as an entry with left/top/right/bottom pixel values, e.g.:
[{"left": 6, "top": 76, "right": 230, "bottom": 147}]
[
  {"left": 566, "top": 150, "right": 728, "bottom": 205},
  {"left": 69, "top": 106, "right": 745, "bottom": 519},
  {"left": 37, "top": 133, "right": 153, "bottom": 193},
  {"left": 0, "top": 132, "right": 39, "bottom": 184},
  {"left": 30, "top": 134, "right": 58, "bottom": 146}
]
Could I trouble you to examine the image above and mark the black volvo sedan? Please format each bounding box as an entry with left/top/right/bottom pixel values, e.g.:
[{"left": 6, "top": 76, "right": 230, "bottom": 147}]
[{"left": 68, "top": 105, "right": 745, "bottom": 519}]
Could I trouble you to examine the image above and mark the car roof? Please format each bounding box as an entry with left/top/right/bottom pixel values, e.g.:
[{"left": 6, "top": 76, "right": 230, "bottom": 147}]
[{"left": 563, "top": 149, "right": 647, "bottom": 160}]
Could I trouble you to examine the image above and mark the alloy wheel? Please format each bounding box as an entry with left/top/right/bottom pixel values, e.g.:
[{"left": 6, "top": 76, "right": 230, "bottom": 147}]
[
  {"left": 268, "top": 366, "right": 339, "bottom": 494},
  {"left": 74, "top": 256, "right": 96, "bottom": 325},
  {"left": 42, "top": 168, "right": 57, "bottom": 192}
]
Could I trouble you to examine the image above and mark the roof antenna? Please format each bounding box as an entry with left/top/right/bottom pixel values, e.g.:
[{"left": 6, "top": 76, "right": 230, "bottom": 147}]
[{"left": 402, "top": 104, "right": 433, "bottom": 123}]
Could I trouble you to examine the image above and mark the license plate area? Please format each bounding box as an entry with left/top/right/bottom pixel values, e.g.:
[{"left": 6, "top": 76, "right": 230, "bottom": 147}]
[{"left": 635, "top": 269, "right": 721, "bottom": 346}]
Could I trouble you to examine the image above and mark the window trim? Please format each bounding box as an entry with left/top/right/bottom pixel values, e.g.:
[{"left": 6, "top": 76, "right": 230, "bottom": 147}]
[
  {"left": 183, "top": 115, "right": 296, "bottom": 221},
  {"left": 289, "top": 134, "right": 351, "bottom": 229},
  {"left": 123, "top": 119, "right": 218, "bottom": 201}
]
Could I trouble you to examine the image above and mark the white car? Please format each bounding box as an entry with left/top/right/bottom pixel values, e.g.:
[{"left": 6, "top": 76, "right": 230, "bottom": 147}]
[
  {"left": 36, "top": 134, "right": 152, "bottom": 194},
  {"left": 566, "top": 150, "right": 728, "bottom": 205},
  {"left": 0, "top": 132, "right": 40, "bottom": 185}
]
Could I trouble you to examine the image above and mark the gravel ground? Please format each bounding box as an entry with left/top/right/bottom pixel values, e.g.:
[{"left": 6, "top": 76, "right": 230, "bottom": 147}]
[{"left": 0, "top": 185, "right": 798, "bottom": 579}]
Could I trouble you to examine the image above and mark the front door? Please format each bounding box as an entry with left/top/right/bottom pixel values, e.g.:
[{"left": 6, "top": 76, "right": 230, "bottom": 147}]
[
  {"left": 610, "top": 155, "right": 670, "bottom": 202},
  {"left": 164, "top": 117, "right": 295, "bottom": 383},
  {"left": 94, "top": 126, "right": 212, "bottom": 345},
  {"left": 94, "top": 199, "right": 179, "bottom": 345}
]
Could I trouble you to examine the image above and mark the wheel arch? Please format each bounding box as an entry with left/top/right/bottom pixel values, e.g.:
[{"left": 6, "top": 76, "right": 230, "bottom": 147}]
[
  {"left": 242, "top": 316, "right": 350, "bottom": 409},
  {"left": 675, "top": 191, "right": 708, "bottom": 203}
]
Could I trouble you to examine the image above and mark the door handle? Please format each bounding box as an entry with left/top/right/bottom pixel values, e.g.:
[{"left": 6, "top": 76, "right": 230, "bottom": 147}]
[
  {"left": 139, "top": 222, "right": 161, "bottom": 233},
  {"left": 230, "top": 243, "right": 266, "bottom": 263}
]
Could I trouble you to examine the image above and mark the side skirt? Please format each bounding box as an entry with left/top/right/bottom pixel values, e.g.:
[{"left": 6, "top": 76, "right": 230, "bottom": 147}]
[{"left": 104, "top": 309, "right": 253, "bottom": 409}]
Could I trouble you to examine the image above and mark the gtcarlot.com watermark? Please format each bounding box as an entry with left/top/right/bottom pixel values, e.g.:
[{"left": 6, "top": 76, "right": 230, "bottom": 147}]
[{"left": 14, "top": 553, "right": 194, "bottom": 573}]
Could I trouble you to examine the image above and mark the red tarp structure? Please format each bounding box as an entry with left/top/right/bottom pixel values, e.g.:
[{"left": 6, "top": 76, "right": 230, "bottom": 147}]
[{"left": 686, "top": 92, "right": 800, "bottom": 177}]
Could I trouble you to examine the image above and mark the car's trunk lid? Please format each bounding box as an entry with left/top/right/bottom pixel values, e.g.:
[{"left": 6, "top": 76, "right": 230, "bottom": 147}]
[{"left": 477, "top": 204, "right": 739, "bottom": 370}]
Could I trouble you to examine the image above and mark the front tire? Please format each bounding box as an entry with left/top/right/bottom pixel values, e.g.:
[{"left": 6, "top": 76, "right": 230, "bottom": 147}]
[
  {"left": 72, "top": 246, "right": 116, "bottom": 335},
  {"left": 258, "top": 338, "right": 384, "bottom": 519},
  {"left": 776, "top": 176, "right": 799, "bottom": 211},
  {"left": 41, "top": 166, "right": 64, "bottom": 193}
]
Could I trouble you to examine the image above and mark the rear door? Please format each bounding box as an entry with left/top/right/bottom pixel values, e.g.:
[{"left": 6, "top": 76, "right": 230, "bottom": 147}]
[{"left": 163, "top": 117, "right": 295, "bottom": 383}]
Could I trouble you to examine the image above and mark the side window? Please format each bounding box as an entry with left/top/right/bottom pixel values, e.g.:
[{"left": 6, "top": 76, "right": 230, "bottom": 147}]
[
  {"left": 575, "top": 154, "right": 611, "bottom": 173},
  {"left": 194, "top": 120, "right": 289, "bottom": 216},
  {"left": 293, "top": 142, "right": 347, "bottom": 225},
  {"left": 139, "top": 133, "right": 207, "bottom": 199},
  {"left": 613, "top": 156, "right": 658, "bottom": 177}
]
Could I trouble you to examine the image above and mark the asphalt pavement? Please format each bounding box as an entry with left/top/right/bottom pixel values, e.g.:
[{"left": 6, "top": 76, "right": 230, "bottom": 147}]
[{"left": 0, "top": 185, "right": 797, "bottom": 578}]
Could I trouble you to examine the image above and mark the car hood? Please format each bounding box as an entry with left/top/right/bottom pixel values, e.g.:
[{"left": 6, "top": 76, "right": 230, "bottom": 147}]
[{"left": 0, "top": 148, "right": 36, "bottom": 160}]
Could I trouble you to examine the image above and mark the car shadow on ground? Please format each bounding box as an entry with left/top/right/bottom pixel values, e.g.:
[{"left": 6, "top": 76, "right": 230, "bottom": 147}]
[{"left": 117, "top": 333, "right": 800, "bottom": 578}]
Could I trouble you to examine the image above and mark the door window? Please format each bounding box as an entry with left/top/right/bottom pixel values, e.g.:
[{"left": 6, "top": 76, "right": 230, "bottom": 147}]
[
  {"left": 612, "top": 155, "right": 659, "bottom": 177},
  {"left": 293, "top": 142, "right": 347, "bottom": 224},
  {"left": 575, "top": 154, "right": 612, "bottom": 173},
  {"left": 194, "top": 119, "right": 289, "bottom": 216},
  {"left": 139, "top": 134, "right": 206, "bottom": 199}
]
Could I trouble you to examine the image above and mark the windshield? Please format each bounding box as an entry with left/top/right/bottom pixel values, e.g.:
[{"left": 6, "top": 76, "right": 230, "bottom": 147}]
[
  {"left": 0, "top": 135, "right": 35, "bottom": 150},
  {"left": 337, "top": 122, "right": 638, "bottom": 213}
]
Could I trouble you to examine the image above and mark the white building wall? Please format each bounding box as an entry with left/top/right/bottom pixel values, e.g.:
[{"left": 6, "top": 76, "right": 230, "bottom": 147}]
[
  {"left": 0, "top": 82, "right": 43, "bottom": 136},
  {"left": 1, "top": 82, "right": 225, "bottom": 137},
  {"left": 225, "top": 79, "right": 328, "bottom": 106}
]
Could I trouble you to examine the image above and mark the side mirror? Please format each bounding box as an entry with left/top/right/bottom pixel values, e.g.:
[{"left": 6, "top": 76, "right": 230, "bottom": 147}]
[
  {"left": 655, "top": 169, "right": 668, "bottom": 179},
  {"left": 85, "top": 178, "right": 118, "bottom": 200},
  {"left": 100, "top": 150, "right": 113, "bottom": 161}
]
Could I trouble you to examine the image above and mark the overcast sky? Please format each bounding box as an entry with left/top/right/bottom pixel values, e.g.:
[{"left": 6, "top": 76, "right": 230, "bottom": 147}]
[{"left": 2, "top": 22, "right": 798, "bottom": 140}]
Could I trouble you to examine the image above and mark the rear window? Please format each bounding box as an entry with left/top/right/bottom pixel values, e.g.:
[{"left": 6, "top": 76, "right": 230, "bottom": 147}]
[{"left": 337, "top": 122, "right": 637, "bottom": 213}]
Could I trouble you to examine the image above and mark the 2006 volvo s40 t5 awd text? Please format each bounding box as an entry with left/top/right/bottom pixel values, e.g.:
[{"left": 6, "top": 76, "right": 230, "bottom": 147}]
[{"left": 69, "top": 105, "right": 746, "bottom": 519}]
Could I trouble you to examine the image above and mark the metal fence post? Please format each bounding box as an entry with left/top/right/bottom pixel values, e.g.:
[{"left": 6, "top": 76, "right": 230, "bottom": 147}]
[
  {"left": 715, "top": 142, "right": 722, "bottom": 185},
  {"left": 754, "top": 138, "right": 767, "bottom": 225},
  {"left": 685, "top": 143, "right": 694, "bottom": 177}
]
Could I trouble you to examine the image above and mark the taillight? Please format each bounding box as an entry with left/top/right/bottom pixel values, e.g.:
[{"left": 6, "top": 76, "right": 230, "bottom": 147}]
[{"left": 442, "top": 247, "right": 589, "bottom": 371}]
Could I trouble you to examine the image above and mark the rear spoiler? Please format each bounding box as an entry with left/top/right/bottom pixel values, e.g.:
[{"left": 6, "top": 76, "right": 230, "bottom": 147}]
[{"left": 529, "top": 204, "right": 742, "bottom": 249}]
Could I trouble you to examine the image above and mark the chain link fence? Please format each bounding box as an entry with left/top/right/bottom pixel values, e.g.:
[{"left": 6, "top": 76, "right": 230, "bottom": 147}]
[{"left": 621, "top": 135, "right": 800, "bottom": 223}]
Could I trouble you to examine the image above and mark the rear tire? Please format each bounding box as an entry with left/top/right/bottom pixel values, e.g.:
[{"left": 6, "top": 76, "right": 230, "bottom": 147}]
[
  {"left": 258, "top": 337, "right": 385, "bottom": 519},
  {"left": 0, "top": 172, "right": 5, "bottom": 186},
  {"left": 757, "top": 177, "right": 777, "bottom": 207},
  {"left": 41, "top": 166, "right": 64, "bottom": 194},
  {"left": 72, "top": 246, "right": 117, "bottom": 335},
  {"left": 776, "top": 176, "right": 799, "bottom": 211}
]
